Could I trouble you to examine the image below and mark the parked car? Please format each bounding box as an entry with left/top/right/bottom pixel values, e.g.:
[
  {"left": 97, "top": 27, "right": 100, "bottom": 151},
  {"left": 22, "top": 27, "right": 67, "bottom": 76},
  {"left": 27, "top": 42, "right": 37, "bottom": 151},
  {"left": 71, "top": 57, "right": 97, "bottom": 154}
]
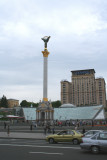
[
  {"left": 80, "top": 131, "right": 107, "bottom": 154},
  {"left": 46, "top": 130, "right": 83, "bottom": 144},
  {"left": 83, "top": 130, "right": 103, "bottom": 138}
]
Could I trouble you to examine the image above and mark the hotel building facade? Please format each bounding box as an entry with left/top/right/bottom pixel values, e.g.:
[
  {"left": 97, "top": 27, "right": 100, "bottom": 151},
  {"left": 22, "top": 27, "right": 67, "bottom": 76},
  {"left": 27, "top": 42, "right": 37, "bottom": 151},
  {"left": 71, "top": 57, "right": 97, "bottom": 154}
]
[{"left": 61, "top": 69, "right": 106, "bottom": 108}]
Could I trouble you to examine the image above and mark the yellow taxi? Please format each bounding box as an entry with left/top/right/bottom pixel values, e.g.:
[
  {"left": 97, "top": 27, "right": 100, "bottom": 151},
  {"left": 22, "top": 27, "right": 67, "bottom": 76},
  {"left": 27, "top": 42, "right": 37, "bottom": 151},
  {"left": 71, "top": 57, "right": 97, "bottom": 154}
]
[{"left": 46, "top": 130, "right": 83, "bottom": 144}]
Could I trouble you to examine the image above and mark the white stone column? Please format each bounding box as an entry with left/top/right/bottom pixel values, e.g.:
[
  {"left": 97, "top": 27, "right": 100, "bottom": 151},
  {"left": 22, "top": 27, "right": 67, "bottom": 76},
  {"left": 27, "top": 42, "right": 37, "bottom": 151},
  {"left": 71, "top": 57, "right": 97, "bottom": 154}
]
[
  {"left": 39, "top": 112, "right": 41, "bottom": 120},
  {"left": 50, "top": 111, "right": 52, "bottom": 120},
  {"left": 43, "top": 57, "right": 48, "bottom": 99},
  {"left": 45, "top": 112, "right": 46, "bottom": 119},
  {"left": 49, "top": 111, "right": 50, "bottom": 120},
  {"left": 48, "top": 112, "right": 50, "bottom": 120},
  {"left": 46, "top": 112, "right": 47, "bottom": 120},
  {"left": 47, "top": 111, "right": 49, "bottom": 120},
  {"left": 38, "top": 112, "right": 39, "bottom": 120}
]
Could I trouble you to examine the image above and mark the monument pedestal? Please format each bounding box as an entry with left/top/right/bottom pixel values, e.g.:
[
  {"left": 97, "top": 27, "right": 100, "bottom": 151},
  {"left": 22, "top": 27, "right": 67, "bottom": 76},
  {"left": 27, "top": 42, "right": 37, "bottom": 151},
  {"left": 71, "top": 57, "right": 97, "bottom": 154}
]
[{"left": 36, "top": 100, "right": 54, "bottom": 125}]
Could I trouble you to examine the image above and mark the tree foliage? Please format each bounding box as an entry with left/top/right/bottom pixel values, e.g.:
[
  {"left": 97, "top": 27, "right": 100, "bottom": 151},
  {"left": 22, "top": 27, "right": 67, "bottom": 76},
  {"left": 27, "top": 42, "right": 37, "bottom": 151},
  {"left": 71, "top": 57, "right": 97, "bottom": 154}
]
[
  {"left": 20, "top": 100, "right": 38, "bottom": 107},
  {"left": 20, "top": 100, "right": 61, "bottom": 108},
  {"left": 0, "top": 95, "right": 8, "bottom": 108},
  {"left": 51, "top": 100, "right": 61, "bottom": 108}
]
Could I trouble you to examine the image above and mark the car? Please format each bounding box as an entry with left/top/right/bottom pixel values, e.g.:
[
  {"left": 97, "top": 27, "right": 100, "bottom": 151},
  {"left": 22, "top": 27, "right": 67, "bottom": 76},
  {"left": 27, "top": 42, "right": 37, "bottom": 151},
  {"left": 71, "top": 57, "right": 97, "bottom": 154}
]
[
  {"left": 83, "top": 130, "right": 103, "bottom": 138},
  {"left": 80, "top": 131, "right": 107, "bottom": 154},
  {"left": 46, "top": 130, "right": 83, "bottom": 144}
]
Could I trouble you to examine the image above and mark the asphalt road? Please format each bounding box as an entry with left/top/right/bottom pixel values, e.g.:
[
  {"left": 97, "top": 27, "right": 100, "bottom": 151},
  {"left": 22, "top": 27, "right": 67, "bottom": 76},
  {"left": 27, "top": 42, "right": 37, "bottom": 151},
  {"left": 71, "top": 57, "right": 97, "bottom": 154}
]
[{"left": 0, "top": 139, "right": 107, "bottom": 160}]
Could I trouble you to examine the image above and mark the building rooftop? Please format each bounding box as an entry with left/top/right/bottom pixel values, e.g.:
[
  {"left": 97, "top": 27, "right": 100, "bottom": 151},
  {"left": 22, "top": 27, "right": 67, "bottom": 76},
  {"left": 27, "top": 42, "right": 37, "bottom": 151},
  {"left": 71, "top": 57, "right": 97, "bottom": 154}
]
[
  {"left": 71, "top": 69, "right": 95, "bottom": 73},
  {"left": 71, "top": 69, "right": 95, "bottom": 76},
  {"left": 22, "top": 105, "right": 105, "bottom": 121},
  {"left": 60, "top": 103, "right": 76, "bottom": 108},
  {"left": 8, "top": 99, "right": 19, "bottom": 101}
]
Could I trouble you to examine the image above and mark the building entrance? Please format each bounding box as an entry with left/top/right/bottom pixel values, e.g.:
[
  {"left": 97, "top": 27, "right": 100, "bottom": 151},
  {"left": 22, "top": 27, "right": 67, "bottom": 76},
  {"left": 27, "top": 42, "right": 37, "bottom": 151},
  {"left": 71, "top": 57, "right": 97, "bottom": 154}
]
[{"left": 41, "top": 112, "right": 45, "bottom": 121}]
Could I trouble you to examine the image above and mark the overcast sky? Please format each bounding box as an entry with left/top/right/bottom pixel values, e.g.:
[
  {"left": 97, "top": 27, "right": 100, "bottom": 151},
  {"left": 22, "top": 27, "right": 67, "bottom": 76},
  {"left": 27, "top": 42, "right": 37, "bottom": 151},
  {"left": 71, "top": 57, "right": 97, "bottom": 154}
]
[{"left": 0, "top": 0, "right": 107, "bottom": 103}]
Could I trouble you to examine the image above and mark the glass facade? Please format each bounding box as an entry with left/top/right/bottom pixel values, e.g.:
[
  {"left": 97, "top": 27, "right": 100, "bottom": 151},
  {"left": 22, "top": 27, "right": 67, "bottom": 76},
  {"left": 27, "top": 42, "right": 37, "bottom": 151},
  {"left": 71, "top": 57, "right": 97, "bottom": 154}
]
[
  {"left": 54, "top": 105, "right": 104, "bottom": 120},
  {"left": 22, "top": 105, "right": 104, "bottom": 121},
  {"left": 23, "top": 108, "right": 36, "bottom": 120}
]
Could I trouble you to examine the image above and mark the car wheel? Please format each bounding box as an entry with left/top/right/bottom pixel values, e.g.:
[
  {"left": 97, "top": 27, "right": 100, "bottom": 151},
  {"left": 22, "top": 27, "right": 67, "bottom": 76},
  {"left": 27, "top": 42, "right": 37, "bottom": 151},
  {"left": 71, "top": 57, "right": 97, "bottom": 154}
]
[
  {"left": 73, "top": 139, "right": 79, "bottom": 145},
  {"left": 91, "top": 146, "right": 99, "bottom": 154},
  {"left": 49, "top": 138, "right": 54, "bottom": 144}
]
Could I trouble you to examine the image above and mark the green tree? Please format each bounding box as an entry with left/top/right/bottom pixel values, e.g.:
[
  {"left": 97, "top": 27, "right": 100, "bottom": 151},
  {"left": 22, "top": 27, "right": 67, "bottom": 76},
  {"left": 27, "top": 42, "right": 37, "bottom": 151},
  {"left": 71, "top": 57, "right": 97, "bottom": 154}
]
[
  {"left": 20, "top": 100, "right": 61, "bottom": 108},
  {"left": 52, "top": 100, "right": 61, "bottom": 108},
  {"left": 20, "top": 100, "right": 29, "bottom": 107},
  {"left": 0, "top": 95, "right": 8, "bottom": 108},
  {"left": 20, "top": 100, "right": 38, "bottom": 107},
  {"left": 32, "top": 102, "right": 39, "bottom": 107}
]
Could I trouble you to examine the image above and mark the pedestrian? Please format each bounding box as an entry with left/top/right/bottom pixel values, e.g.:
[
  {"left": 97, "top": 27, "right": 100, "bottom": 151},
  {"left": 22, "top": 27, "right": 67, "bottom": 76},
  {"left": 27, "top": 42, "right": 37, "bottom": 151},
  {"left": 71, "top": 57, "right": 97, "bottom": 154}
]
[
  {"left": 7, "top": 125, "right": 10, "bottom": 136},
  {"left": 47, "top": 125, "right": 51, "bottom": 133},
  {"left": 4, "top": 122, "right": 7, "bottom": 129},
  {"left": 44, "top": 126, "right": 47, "bottom": 135},
  {"left": 82, "top": 127, "right": 85, "bottom": 134},
  {"left": 75, "top": 125, "right": 78, "bottom": 130},
  {"left": 52, "top": 126, "right": 55, "bottom": 134},
  {"left": 30, "top": 124, "right": 32, "bottom": 131},
  {"left": 34, "top": 123, "right": 37, "bottom": 129}
]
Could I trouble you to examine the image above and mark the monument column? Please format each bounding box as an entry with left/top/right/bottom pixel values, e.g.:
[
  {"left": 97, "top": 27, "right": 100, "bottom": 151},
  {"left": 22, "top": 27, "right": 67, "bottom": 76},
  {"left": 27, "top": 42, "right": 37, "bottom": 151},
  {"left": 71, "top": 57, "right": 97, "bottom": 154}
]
[
  {"left": 42, "top": 50, "right": 49, "bottom": 101},
  {"left": 36, "top": 36, "right": 54, "bottom": 124},
  {"left": 41, "top": 36, "right": 50, "bottom": 101}
]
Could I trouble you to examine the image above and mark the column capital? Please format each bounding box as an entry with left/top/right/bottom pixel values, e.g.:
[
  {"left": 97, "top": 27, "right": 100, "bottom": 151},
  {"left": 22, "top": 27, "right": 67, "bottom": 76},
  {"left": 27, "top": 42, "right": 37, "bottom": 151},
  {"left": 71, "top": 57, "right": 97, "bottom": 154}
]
[{"left": 42, "top": 49, "right": 50, "bottom": 57}]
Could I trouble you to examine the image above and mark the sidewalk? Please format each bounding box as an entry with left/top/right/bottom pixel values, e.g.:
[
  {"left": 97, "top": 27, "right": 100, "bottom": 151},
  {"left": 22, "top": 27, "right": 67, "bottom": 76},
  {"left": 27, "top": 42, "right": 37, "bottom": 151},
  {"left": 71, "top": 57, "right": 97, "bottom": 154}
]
[{"left": 0, "top": 132, "right": 47, "bottom": 140}]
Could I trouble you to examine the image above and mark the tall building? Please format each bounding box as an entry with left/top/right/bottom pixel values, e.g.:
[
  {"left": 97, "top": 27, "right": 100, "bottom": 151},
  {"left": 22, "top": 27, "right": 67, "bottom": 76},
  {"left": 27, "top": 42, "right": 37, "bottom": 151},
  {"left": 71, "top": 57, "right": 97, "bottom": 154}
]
[
  {"left": 61, "top": 69, "right": 106, "bottom": 108},
  {"left": 61, "top": 80, "right": 71, "bottom": 104},
  {"left": 95, "top": 78, "right": 106, "bottom": 108}
]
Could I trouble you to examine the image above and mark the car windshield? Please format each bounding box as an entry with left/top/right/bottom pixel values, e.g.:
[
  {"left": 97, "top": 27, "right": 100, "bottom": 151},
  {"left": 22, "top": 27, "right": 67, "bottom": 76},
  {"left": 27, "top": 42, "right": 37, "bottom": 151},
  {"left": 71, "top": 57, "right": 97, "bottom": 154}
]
[
  {"left": 85, "top": 131, "right": 93, "bottom": 135},
  {"left": 85, "top": 131, "right": 99, "bottom": 136}
]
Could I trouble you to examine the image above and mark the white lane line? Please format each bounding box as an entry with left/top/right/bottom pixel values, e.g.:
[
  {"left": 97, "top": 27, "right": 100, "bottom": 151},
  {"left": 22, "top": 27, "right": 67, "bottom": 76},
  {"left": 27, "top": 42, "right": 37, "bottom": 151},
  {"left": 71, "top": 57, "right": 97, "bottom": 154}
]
[
  {"left": 29, "top": 152, "right": 63, "bottom": 155},
  {"left": 0, "top": 144, "right": 80, "bottom": 149},
  {"left": 11, "top": 142, "right": 45, "bottom": 145}
]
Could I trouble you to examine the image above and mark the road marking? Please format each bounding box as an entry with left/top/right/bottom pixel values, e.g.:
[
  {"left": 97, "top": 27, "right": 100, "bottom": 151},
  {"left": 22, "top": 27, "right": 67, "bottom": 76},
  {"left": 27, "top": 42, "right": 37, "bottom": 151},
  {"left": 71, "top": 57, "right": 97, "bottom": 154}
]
[
  {"left": 0, "top": 144, "right": 80, "bottom": 149},
  {"left": 11, "top": 142, "right": 46, "bottom": 145},
  {"left": 29, "top": 152, "right": 63, "bottom": 155}
]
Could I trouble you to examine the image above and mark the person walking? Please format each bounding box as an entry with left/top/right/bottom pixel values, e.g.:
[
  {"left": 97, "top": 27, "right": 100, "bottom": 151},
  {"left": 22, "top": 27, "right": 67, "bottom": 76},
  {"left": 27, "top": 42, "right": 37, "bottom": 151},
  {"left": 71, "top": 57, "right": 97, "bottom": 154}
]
[
  {"left": 48, "top": 125, "right": 51, "bottom": 133},
  {"left": 75, "top": 125, "right": 78, "bottom": 130},
  {"left": 52, "top": 126, "right": 55, "bottom": 134},
  {"left": 30, "top": 124, "right": 32, "bottom": 131},
  {"left": 4, "top": 122, "right": 7, "bottom": 129},
  {"left": 44, "top": 126, "right": 47, "bottom": 135},
  {"left": 7, "top": 125, "right": 10, "bottom": 136},
  {"left": 82, "top": 127, "right": 85, "bottom": 134}
]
